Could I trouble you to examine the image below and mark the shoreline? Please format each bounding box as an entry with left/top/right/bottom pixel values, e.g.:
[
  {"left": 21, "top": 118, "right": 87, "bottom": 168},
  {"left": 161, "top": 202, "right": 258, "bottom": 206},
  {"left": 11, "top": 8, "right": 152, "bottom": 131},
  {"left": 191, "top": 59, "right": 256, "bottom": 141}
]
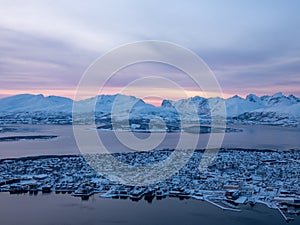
[
  {"left": 0, "top": 191, "right": 297, "bottom": 223},
  {"left": 0, "top": 147, "right": 298, "bottom": 161},
  {"left": 1, "top": 148, "right": 299, "bottom": 222},
  {"left": 0, "top": 192, "right": 298, "bottom": 225}
]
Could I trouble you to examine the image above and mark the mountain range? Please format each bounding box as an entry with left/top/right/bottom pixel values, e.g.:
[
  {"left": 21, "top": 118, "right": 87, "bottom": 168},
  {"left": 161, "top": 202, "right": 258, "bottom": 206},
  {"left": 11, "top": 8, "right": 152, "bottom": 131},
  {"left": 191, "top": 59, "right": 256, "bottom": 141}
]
[{"left": 0, "top": 92, "right": 299, "bottom": 127}]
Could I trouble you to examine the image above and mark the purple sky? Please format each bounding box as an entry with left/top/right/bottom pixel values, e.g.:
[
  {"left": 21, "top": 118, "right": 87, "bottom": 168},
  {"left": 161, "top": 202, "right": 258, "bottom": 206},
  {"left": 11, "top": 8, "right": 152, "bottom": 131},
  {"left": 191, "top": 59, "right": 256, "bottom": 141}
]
[{"left": 1, "top": 1, "right": 300, "bottom": 105}]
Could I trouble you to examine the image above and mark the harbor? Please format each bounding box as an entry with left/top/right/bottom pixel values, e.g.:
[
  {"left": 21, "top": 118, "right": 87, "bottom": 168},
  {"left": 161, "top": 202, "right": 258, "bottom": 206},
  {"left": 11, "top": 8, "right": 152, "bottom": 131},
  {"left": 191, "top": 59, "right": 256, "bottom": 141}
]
[
  {"left": 2, "top": 191, "right": 297, "bottom": 225},
  {"left": 0, "top": 148, "right": 300, "bottom": 222}
]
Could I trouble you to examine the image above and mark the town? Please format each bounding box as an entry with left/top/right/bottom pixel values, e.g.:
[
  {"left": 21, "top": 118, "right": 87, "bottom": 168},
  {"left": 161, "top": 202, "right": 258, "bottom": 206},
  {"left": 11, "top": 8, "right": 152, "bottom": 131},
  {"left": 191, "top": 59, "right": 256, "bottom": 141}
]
[{"left": 0, "top": 148, "right": 299, "bottom": 221}]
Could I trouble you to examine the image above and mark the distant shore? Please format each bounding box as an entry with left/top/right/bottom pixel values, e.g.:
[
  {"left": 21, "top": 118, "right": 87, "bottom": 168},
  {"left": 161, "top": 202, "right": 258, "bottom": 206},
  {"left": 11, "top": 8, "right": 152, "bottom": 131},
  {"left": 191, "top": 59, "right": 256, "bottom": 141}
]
[{"left": 0, "top": 147, "right": 295, "bottom": 162}]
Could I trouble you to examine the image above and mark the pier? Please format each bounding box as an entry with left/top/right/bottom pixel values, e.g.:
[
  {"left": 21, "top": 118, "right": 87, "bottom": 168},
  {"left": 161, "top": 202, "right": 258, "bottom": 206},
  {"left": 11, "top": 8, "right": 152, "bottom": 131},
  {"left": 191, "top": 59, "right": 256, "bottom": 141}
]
[
  {"left": 277, "top": 206, "right": 294, "bottom": 223},
  {"left": 204, "top": 198, "right": 241, "bottom": 212}
]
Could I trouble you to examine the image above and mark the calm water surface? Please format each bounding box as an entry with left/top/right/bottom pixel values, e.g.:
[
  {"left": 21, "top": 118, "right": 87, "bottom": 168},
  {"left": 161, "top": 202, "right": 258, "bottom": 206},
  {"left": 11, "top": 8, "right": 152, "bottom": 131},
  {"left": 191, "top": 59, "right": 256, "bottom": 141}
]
[
  {"left": 0, "top": 124, "right": 299, "bottom": 159},
  {"left": 0, "top": 125, "right": 299, "bottom": 225},
  {"left": 0, "top": 192, "right": 298, "bottom": 225}
]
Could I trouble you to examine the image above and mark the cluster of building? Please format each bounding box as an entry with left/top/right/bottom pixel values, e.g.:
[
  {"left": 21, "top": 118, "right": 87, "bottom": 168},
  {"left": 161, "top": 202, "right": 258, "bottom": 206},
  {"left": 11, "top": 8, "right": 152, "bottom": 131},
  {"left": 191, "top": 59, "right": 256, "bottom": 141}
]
[
  {"left": 0, "top": 149, "right": 299, "bottom": 218},
  {"left": 0, "top": 112, "right": 72, "bottom": 125}
]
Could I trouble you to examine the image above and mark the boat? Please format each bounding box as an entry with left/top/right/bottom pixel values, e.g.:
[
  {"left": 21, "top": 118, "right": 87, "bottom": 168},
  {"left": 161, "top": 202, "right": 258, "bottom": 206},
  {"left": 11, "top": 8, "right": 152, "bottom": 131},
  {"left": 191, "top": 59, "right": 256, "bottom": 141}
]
[
  {"left": 118, "top": 186, "right": 131, "bottom": 199},
  {"left": 28, "top": 183, "right": 39, "bottom": 195},
  {"left": 144, "top": 189, "right": 155, "bottom": 203},
  {"left": 129, "top": 187, "right": 146, "bottom": 201},
  {"left": 169, "top": 187, "right": 184, "bottom": 197},
  {"left": 60, "top": 184, "right": 67, "bottom": 194},
  {"left": 9, "top": 185, "right": 28, "bottom": 194},
  {"left": 287, "top": 209, "right": 300, "bottom": 215},
  {"left": 177, "top": 189, "right": 192, "bottom": 200},
  {"left": 67, "top": 184, "right": 74, "bottom": 194},
  {"left": 101, "top": 189, "right": 119, "bottom": 199},
  {"left": 42, "top": 184, "right": 53, "bottom": 193},
  {"left": 72, "top": 186, "right": 94, "bottom": 200},
  {"left": 191, "top": 191, "right": 204, "bottom": 200},
  {"left": 221, "top": 200, "right": 240, "bottom": 209},
  {"left": 155, "top": 188, "right": 169, "bottom": 200},
  {"left": 55, "top": 184, "right": 61, "bottom": 193}
]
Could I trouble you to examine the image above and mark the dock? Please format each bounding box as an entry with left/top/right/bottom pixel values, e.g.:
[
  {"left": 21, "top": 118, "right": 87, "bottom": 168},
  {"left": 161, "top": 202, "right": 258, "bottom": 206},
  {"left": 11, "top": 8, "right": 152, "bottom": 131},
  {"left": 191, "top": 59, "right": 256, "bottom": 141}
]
[
  {"left": 204, "top": 198, "right": 241, "bottom": 212},
  {"left": 277, "top": 207, "right": 294, "bottom": 223}
]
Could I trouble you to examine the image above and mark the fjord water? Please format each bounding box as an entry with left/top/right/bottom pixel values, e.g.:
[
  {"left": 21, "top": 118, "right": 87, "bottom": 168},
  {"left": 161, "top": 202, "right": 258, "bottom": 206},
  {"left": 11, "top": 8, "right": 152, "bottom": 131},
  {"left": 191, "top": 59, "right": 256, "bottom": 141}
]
[
  {"left": 0, "top": 124, "right": 299, "bottom": 225},
  {"left": 0, "top": 124, "right": 299, "bottom": 159},
  {"left": 1, "top": 192, "right": 299, "bottom": 225}
]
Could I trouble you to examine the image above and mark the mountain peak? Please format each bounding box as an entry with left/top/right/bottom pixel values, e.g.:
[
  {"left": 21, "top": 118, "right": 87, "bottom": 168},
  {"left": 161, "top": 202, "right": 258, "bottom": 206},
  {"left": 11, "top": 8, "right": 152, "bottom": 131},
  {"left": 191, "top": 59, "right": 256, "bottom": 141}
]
[
  {"left": 228, "top": 95, "right": 243, "bottom": 100},
  {"left": 287, "top": 94, "right": 299, "bottom": 102},
  {"left": 161, "top": 99, "right": 174, "bottom": 107},
  {"left": 246, "top": 94, "right": 260, "bottom": 103},
  {"left": 272, "top": 92, "right": 284, "bottom": 98}
]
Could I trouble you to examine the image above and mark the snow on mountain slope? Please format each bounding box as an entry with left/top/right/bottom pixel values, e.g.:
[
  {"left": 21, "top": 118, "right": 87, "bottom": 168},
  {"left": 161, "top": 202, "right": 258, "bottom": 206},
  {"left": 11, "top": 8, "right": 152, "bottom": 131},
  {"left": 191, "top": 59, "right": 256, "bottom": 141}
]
[
  {"left": 76, "top": 94, "right": 159, "bottom": 120},
  {"left": 259, "top": 92, "right": 299, "bottom": 107},
  {"left": 225, "top": 95, "right": 263, "bottom": 117},
  {"left": 163, "top": 93, "right": 299, "bottom": 117},
  {"left": 162, "top": 96, "right": 213, "bottom": 115},
  {"left": 254, "top": 101, "right": 300, "bottom": 116},
  {"left": 279, "top": 102, "right": 300, "bottom": 117},
  {"left": 0, "top": 93, "right": 299, "bottom": 126},
  {"left": 161, "top": 95, "right": 262, "bottom": 118},
  {"left": 228, "top": 93, "right": 300, "bottom": 126},
  {"left": 243, "top": 93, "right": 300, "bottom": 125},
  {"left": 161, "top": 93, "right": 300, "bottom": 126},
  {"left": 0, "top": 94, "right": 73, "bottom": 112}
]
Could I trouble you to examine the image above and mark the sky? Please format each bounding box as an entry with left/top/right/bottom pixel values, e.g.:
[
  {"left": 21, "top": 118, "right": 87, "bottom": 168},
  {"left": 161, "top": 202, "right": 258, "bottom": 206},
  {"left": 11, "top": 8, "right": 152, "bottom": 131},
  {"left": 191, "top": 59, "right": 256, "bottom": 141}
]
[{"left": 0, "top": 0, "right": 300, "bottom": 105}]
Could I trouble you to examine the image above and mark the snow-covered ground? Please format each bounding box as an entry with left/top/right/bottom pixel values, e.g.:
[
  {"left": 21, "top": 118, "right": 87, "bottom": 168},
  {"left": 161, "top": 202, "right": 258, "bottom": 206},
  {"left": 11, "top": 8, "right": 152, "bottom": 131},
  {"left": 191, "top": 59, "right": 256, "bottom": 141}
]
[{"left": 0, "top": 148, "right": 299, "bottom": 214}]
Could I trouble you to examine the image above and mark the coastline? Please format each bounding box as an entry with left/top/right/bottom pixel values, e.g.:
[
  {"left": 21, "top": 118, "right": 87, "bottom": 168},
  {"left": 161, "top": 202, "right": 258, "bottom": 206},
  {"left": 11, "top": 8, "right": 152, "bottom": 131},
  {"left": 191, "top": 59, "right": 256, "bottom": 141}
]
[
  {"left": 0, "top": 147, "right": 296, "bottom": 161},
  {"left": 0, "top": 148, "right": 299, "bottom": 223},
  {"left": 1, "top": 192, "right": 297, "bottom": 225}
]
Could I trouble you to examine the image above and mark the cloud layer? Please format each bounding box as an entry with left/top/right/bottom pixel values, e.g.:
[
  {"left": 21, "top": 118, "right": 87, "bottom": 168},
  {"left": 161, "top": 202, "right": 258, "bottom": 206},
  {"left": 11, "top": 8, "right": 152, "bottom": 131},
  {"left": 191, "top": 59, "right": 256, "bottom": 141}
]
[{"left": 1, "top": 0, "right": 300, "bottom": 102}]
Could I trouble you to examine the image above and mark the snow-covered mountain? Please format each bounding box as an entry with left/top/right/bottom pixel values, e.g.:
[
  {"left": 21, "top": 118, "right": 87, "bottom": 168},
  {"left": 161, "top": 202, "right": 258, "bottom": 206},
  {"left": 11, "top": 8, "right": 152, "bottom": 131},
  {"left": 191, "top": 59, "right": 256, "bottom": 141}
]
[
  {"left": 0, "top": 92, "right": 299, "bottom": 126},
  {"left": 74, "top": 94, "right": 150, "bottom": 113},
  {"left": 0, "top": 94, "right": 73, "bottom": 112},
  {"left": 231, "top": 93, "right": 300, "bottom": 126},
  {"left": 160, "top": 92, "right": 300, "bottom": 125}
]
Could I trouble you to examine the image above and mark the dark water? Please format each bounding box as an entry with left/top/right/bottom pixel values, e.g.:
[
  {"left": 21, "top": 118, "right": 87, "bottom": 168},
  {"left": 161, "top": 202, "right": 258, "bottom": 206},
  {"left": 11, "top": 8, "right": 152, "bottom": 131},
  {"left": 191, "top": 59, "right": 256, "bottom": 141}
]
[
  {"left": 0, "top": 192, "right": 298, "bottom": 225},
  {"left": 0, "top": 125, "right": 300, "bottom": 225},
  {"left": 0, "top": 124, "right": 299, "bottom": 159}
]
